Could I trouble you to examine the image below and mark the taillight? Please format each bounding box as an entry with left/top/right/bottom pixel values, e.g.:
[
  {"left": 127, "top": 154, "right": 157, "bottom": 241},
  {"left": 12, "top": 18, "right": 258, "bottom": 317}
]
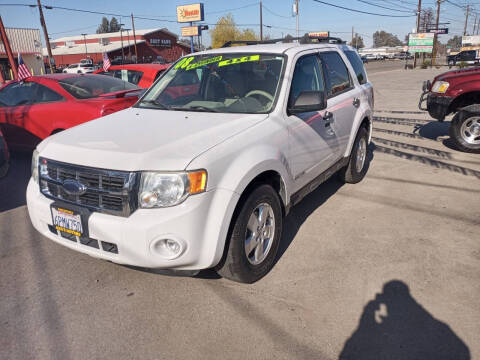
[{"left": 101, "top": 108, "right": 115, "bottom": 116}]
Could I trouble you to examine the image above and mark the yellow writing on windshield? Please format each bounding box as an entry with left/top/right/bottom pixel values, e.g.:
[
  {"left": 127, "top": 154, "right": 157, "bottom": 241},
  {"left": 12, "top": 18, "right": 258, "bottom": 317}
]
[
  {"left": 174, "top": 56, "right": 195, "bottom": 69},
  {"left": 218, "top": 55, "right": 260, "bottom": 67},
  {"left": 186, "top": 56, "right": 223, "bottom": 70}
]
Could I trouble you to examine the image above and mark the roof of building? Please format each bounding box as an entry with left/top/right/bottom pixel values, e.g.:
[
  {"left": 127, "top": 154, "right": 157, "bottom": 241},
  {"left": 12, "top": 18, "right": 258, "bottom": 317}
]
[
  {"left": 0, "top": 27, "right": 42, "bottom": 55},
  {"left": 43, "top": 40, "right": 146, "bottom": 56},
  {"left": 51, "top": 28, "right": 177, "bottom": 43}
]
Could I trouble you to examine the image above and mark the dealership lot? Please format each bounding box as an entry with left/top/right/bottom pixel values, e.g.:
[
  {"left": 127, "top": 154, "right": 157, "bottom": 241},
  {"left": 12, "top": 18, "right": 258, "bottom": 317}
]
[{"left": 1, "top": 63, "right": 479, "bottom": 359}]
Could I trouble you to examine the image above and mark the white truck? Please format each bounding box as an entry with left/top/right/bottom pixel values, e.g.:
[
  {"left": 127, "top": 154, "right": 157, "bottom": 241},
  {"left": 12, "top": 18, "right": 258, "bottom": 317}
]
[{"left": 27, "top": 36, "right": 374, "bottom": 283}]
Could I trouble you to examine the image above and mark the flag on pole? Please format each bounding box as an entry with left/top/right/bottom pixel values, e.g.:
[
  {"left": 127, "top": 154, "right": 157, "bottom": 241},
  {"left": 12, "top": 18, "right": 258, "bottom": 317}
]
[
  {"left": 103, "top": 53, "right": 111, "bottom": 72},
  {"left": 17, "top": 53, "right": 32, "bottom": 81}
]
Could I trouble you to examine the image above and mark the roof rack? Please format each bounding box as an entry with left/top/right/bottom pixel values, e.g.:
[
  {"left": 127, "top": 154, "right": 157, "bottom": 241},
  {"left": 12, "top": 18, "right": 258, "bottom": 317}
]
[{"left": 221, "top": 35, "right": 345, "bottom": 48}]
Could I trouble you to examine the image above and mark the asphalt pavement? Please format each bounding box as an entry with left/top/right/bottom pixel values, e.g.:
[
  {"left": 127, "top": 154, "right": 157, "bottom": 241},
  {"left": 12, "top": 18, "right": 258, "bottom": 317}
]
[{"left": 0, "top": 62, "right": 479, "bottom": 360}]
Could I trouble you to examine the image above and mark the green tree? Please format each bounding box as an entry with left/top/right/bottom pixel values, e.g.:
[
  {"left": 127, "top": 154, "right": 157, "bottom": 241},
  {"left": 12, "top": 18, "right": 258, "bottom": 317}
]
[
  {"left": 109, "top": 17, "right": 121, "bottom": 32},
  {"left": 447, "top": 35, "right": 462, "bottom": 50},
  {"left": 210, "top": 14, "right": 258, "bottom": 48},
  {"left": 349, "top": 34, "right": 365, "bottom": 49},
  {"left": 373, "top": 31, "right": 403, "bottom": 47},
  {"left": 96, "top": 17, "right": 109, "bottom": 34}
]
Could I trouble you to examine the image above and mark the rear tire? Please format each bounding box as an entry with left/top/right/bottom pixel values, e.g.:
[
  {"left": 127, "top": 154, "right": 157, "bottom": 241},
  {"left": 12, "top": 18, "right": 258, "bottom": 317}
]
[
  {"left": 449, "top": 111, "right": 480, "bottom": 153},
  {"left": 338, "top": 126, "right": 370, "bottom": 184},
  {"left": 216, "top": 184, "right": 283, "bottom": 283}
]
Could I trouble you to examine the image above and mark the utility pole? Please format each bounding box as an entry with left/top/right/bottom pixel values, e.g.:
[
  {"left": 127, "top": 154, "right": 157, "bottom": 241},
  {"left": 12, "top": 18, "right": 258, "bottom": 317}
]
[
  {"left": 352, "top": 26, "right": 354, "bottom": 45},
  {"left": 473, "top": 14, "right": 477, "bottom": 35},
  {"left": 37, "top": 0, "right": 54, "bottom": 73},
  {"left": 464, "top": 5, "right": 470, "bottom": 36},
  {"left": 414, "top": 0, "right": 422, "bottom": 68},
  {"left": 81, "top": 33, "right": 88, "bottom": 60},
  {"left": 260, "top": 1, "right": 263, "bottom": 41},
  {"left": 432, "top": 0, "right": 442, "bottom": 66},
  {"left": 295, "top": 0, "right": 299, "bottom": 38},
  {"left": 131, "top": 14, "right": 138, "bottom": 63}
]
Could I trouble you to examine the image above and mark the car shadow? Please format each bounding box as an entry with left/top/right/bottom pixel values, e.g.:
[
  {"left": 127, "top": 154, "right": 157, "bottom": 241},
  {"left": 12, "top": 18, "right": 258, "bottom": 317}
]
[
  {"left": 0, "top": 150, "right": 32, "bottom": 213},
  {"left": 414, "top": 120, "right": 450, "bottom": 141},
  {"left": 339, "top": 280, "right": 470, "bottom": 360}
]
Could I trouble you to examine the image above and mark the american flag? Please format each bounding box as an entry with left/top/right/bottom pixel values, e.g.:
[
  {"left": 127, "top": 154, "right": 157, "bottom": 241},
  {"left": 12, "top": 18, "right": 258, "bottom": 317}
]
[
  {"left": 103, "top": 53, "right": 111, "bottom": 72},
  {"left": 17, "top": 53, "right": 32, "bottom": 81}
]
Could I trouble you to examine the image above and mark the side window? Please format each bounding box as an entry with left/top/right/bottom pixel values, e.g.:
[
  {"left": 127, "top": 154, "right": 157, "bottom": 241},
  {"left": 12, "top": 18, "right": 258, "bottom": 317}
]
[
  {"left": 32, "top": 83, "right": 64, "bottom": 103},
  {"left": 320, "top": 52, "right": 353, "bottom": 97},
  {"left": 126, "top": 70, "right": 143, "bottom": 85},
  {"left": 288, "top": 54, "right": 325, "bottom": 106},
  {"left": 0, "top": 82, "right": 36, "bottom": 106},
  {"left": 344, "top": 50, "right": 367, "bottom": 85}
]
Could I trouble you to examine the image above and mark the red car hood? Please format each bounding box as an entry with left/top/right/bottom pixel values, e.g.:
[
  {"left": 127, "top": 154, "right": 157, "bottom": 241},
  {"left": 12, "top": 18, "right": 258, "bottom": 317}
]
[{"left": 434, "top": 67, "right": 480, "bottom": 83}]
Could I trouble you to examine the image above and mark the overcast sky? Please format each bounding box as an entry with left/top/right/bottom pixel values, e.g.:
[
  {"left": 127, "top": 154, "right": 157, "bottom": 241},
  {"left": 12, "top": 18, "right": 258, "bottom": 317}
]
[{"left": 0, "top": 0, "right": 472, "bottom": 47}]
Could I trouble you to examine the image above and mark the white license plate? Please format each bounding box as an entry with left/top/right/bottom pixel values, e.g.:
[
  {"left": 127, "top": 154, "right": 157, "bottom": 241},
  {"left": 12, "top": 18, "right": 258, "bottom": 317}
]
[{"left": 51, "top": 207, "right": 83, "bottom": 237}]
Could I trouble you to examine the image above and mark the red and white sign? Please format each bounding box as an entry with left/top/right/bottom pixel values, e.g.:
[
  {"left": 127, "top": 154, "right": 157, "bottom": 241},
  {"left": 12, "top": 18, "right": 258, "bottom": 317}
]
[{"left": 177, "top": 3, "right": 204, "bottom": 23}]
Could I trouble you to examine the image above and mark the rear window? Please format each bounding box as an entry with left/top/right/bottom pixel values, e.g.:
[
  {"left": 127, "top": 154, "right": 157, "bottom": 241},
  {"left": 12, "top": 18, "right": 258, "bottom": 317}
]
[
  {"left": 58, "top": 75, "right": 138, "bottom": 99},
  {"left": 344, "top": 50, "right": 367, "bottom": 85}
]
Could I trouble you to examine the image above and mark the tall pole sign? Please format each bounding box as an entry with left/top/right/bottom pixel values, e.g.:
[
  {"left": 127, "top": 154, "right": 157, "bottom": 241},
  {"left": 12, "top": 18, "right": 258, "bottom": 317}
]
[{"left": 177, "top": 3, "right": 204, "bottom": 54}]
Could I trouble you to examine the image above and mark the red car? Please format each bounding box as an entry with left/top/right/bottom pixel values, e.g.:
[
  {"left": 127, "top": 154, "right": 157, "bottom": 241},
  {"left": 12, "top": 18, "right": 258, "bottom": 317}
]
[
  {"left": 0, "top": 74, "right": 141, "bottom": 149},
  {"left": 94, "top": 63, "right": 170, "bottom": 88}
]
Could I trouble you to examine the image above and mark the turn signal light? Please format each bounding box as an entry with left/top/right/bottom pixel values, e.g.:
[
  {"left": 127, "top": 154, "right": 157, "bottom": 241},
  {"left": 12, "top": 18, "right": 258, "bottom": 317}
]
[{"left": 188, "top": 170, "right": 207, "bottom": 194}]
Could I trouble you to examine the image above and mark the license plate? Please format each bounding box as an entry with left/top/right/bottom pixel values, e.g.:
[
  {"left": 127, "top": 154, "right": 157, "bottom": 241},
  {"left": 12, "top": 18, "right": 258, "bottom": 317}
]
[{"left": 51, "top": 207, "right": 83, "bottom": 237}]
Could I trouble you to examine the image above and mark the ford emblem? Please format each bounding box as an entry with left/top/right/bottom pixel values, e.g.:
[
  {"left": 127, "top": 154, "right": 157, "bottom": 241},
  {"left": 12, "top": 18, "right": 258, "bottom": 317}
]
[{"left": 62, "top": 179, "right": 87, "bottom": 196}]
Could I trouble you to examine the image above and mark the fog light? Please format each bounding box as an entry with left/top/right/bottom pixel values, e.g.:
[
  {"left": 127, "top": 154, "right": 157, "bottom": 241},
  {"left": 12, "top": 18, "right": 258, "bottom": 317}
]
[{"left": 152, "top": 238, "right": 183, "bottom": 259}]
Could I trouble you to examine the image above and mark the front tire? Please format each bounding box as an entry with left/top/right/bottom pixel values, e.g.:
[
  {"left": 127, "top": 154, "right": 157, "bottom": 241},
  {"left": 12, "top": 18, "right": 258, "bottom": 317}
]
[
  {"left": 338, "top": 126, "right": 370, "bottom": 183},
  {"left": 216, "top": 184, "right": 283, "bottom": 283},
  {"left": 449, "top": 111, "right": 480, "bottom": 153}
]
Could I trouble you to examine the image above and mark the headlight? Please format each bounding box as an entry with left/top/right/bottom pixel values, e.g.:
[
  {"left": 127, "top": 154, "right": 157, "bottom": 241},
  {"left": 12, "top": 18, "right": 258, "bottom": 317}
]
[
  {"left": 31, "top": 150, "right": 39, "bottom": 183},
  {"left": 139, "top": 170, "right": 207, "bottom": 208},
  {"left": 431, "top": 81, "right": 449, "bottom": 93}
]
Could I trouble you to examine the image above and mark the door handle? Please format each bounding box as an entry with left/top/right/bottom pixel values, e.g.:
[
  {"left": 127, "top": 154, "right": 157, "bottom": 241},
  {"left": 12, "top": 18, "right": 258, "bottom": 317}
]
[
  {"left": 353, "top": 98, "right": 361, "bottom": 107},
  {"left": 323, "top": 111, "right": 333, "bottom": 121}
]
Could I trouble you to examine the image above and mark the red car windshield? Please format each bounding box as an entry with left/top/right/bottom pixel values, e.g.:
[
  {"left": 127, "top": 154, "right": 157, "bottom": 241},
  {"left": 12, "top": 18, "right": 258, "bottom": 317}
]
[{"left": 58, "top": 75, "right": 138, "bottom": 99}]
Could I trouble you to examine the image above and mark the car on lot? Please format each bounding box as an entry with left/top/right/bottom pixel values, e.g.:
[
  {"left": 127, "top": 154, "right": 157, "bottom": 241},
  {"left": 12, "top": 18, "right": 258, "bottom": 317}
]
[
  {"left": 0, "top": 74, "right": 141, "bottom": 149},
  {"left": 27, "top": 36, "right": 374, "bottom": 283},
  {"left": 63, "top": 63, "right": 95, "bottom": 74},
  {"left": 364, "top": 54, "right": 377, "bottom": 61},
  {"left": 419, "top": 67, "right": 480, "bottom": 152},
  {"left": 93, "top": 63, "right": 170, "bottom": 88},
  {"left": 447, "top": 50, "right": 480, "bottom": 68},
  {"left": 0, "top": 128, "right": 9, "bottom": 178}
]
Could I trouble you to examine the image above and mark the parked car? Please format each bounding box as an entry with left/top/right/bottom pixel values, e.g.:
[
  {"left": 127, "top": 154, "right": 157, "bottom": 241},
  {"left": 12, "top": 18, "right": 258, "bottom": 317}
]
[
  {"left": 94, "top": 63, "right": 170, "bottom": 88},
  {"left": 0, "top": 128, "right": 9, "bottom": 178},
  {"left": 0, "top": 74, "right": 141, "bottom": 149},
  {"left": 419, "top": 67, "right": 480, "bottom": 152},
  {"left": 27, "top": 38, "right": 374, "bottom": 283},
  {"left": 447, "top": 50, "right": 480, "bottom": 67},
  {"left": 63, "top": 63, "right": 95, "bottom": 74},
  {"left": 365, "top": 54, "right": 377, "bottom": 61},
  {"left": 361, "top": 55, "right": 368, "bottom": 63}
]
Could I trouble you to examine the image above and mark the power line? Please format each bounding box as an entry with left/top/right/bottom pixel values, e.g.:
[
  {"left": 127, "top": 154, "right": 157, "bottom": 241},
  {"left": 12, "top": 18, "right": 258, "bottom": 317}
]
[
  {"left": 311, "top": 0, "right": 417, "bottom": 17},
  {"left": 262, "top": 4, "right": 293, "bottom": 18},
  {"left": 356, "top": 0, "right": 415, "bottom": 13}
]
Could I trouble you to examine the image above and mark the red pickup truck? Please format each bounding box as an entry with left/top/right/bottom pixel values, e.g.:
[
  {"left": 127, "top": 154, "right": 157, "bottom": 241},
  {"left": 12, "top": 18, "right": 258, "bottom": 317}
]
[{"left": 419, "top": 67, "right": 480, "bottom": 153}]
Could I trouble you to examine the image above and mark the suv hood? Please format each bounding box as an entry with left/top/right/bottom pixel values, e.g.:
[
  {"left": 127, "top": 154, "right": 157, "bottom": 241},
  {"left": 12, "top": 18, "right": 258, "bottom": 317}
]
[
  {"left": 38, "top": 107, "right": 267, "bottom": 171},
  {"left": 435, "top": 67, "right": 480, "bottom": 82}
]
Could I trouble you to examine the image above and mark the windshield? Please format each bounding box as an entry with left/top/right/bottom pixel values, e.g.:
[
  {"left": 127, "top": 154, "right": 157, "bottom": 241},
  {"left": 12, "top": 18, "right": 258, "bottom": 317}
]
[
  {"left": 58, "top": 75, "right": 138, "bottom": 99},
  {"left": 137, "top": 53, "right": 285, "bottom": 113}
]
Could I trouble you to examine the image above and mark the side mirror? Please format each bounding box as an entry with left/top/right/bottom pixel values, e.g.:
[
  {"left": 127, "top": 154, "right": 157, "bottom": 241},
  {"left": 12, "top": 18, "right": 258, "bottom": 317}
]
[{"left": 288, "top": 91, "right": 327, "bottom": 115}]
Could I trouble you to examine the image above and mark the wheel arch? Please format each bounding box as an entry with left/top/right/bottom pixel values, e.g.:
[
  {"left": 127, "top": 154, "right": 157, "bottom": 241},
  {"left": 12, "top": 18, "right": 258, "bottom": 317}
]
[
  {"left": 344, "top": 113, "right": 372, "bottom": 158},
  {"left": 448, "top": 91, "right": 480, "bottom": 114}
]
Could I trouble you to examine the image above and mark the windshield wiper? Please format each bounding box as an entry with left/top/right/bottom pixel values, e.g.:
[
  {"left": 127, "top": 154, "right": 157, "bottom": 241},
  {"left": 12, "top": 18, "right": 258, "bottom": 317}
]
[
  {"left": 139, "top": 99, "right": 168, "bottom": 109},
  {"left": 169, "top": 105, "right": 220, "bottom": 113}
]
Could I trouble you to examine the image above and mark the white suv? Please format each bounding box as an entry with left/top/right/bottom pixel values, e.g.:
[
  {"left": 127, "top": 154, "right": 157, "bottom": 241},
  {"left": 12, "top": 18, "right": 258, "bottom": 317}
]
[
  {"left": 63, "top": 63, "right": 94, "bottom": 74},
  {"left": 27, "top": 37, "right": 373, "bottom": 283}
]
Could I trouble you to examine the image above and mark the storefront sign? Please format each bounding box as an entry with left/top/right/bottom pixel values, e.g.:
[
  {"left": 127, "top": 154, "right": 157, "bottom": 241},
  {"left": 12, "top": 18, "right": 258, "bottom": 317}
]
[
  {"left": 308, "top": 31, "right": 330, "bottom": 38},
  {"left": 149, "top": 38, "right": 172, "bottom": 47},
  {"left": 177, "top": 3, "right": 204, "bottom": 23},
  {"left": 408, "top": 33, "right": 434, "bottom": 53},
  {"left": 181, "top": 26, "right": 200, "bottom": 37},
  {"left": 427, "top": 28, "right": 448, "bottom": 34}
]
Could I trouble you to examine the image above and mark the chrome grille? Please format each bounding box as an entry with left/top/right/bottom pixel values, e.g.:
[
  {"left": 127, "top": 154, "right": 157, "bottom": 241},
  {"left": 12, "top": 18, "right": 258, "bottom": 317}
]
[{"left": 39, "top": 158, "right": 138, "bottom": 217}]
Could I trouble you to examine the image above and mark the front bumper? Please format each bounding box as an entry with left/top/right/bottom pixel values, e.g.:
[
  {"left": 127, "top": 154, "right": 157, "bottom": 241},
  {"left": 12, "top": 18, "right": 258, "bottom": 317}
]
[
  {"left": 419, "top": 91, "right": 453, "bottom": 121},
  {"left": 27, "top": 179, "right": 239, "bottom": 270}
]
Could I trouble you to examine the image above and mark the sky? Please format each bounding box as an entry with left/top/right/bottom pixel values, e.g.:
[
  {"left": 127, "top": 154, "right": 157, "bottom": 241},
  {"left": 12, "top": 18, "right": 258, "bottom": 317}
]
[{"left": 0, "top": 0, "right": 474, "bottom": 48}]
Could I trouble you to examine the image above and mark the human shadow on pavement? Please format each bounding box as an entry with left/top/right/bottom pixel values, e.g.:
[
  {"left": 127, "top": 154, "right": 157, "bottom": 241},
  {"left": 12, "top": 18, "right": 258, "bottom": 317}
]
[
  {"left": 0, "top": 151, "right": 31, "bottom": 212},
  {"left": 339, "top": 280, "right": 470, "bottom": 360}
]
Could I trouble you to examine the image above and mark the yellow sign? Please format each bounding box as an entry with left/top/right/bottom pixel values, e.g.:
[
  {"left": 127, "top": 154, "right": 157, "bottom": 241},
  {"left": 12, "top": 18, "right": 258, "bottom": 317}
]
[
  {"left": 308, "top": 31, "right": 330, "bottom": 38},
  {"left": 177, "top": 3, "right": 204, "bottom": 23},
  {"left": 181, "top": 26, "right": 199, "bottom": 37}
]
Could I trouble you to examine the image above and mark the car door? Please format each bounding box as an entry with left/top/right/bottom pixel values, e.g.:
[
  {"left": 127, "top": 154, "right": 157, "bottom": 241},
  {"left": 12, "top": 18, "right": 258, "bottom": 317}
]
[
  {"left": 319, "top": 50, "right": 360, "bottom": 155},
  {"left": 0, "top": 81, "right": 65, "bottom": 142},
  {"left": 284, "top": 52, "right": 342, "bottom": 192}
]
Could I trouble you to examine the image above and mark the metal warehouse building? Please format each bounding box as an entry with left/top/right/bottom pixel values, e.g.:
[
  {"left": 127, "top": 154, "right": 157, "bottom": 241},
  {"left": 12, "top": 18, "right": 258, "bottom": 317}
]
[
  {"left": 0, "top": 27, "right": 45, "bottom": 80},
  {"left": 45, "top": 28, "right": 192, "bottom": 67}
]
